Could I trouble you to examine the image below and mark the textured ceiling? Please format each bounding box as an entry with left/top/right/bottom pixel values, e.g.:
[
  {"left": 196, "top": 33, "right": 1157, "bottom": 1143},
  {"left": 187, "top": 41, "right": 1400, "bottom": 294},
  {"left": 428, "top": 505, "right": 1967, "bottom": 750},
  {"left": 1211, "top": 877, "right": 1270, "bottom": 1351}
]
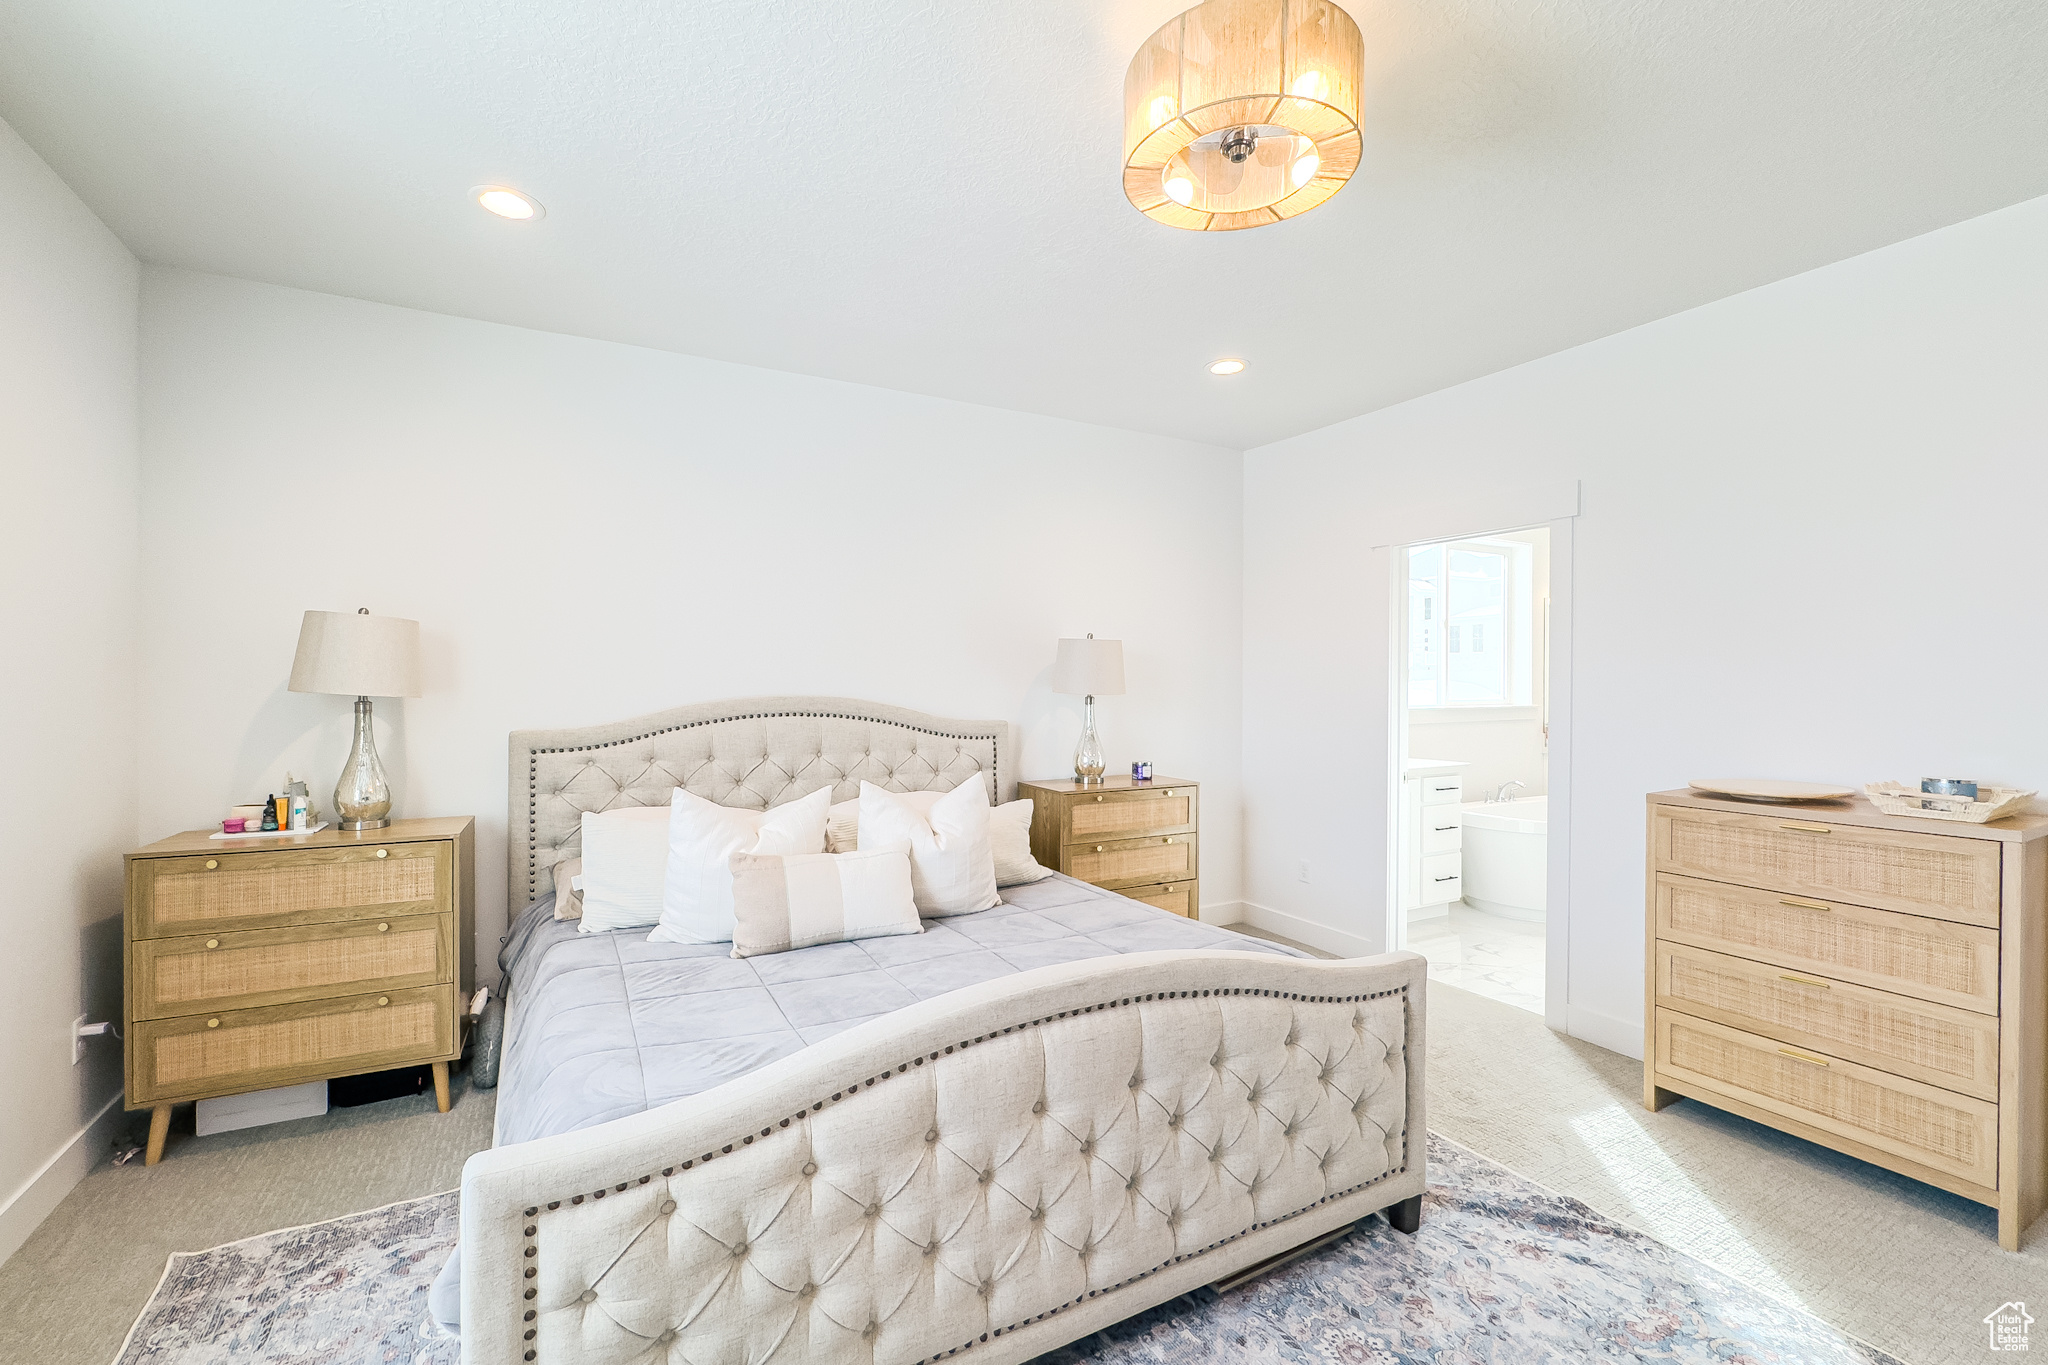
[{"left": 2, "top": 0, "right": 2044, "bottom": 447}]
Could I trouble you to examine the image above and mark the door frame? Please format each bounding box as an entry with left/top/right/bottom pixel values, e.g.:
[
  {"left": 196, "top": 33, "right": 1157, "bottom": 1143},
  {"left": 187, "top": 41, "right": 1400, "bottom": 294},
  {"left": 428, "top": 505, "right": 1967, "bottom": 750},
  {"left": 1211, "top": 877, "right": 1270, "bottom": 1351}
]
[{"left": 1384, "top": 512, "right": 1575, "bottom": 1036}]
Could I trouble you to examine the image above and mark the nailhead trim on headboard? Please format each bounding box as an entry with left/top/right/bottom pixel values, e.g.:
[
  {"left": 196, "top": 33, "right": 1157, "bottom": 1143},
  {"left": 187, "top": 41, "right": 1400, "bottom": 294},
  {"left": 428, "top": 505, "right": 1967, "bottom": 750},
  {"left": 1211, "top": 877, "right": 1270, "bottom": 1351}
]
[{"left": 513, "top": 701, "right": 1010, "bottom": 908}]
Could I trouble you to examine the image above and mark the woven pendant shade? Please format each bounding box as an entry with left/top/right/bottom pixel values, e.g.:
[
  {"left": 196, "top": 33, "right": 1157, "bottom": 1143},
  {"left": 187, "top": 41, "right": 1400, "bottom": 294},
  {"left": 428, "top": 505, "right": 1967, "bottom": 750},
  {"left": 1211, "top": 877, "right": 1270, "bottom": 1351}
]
[{"left": 1123, "top": 0, "right": 1363, "bottom": 231}]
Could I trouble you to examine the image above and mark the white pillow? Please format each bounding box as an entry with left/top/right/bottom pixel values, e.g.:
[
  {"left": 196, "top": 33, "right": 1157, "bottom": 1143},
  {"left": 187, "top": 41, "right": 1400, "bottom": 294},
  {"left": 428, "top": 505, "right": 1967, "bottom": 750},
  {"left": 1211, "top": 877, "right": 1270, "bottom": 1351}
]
[
  {"left": 651, "top": 787, "right": 831, "bottom": 943},
  {"left": 577, "top": 807, "right": 673, "bottom": 933},
  {"left": 991, "top": 799, "right": 1052, "bottom": 887},
  {"left": 859, "top": 779, "right": 1000, "bottom": 917},
  {"left": 826, "top": 791, "right": 943, "bottom": 854},
  {"left": 728, "top": 846, "right": 920, "bottom": 958}
]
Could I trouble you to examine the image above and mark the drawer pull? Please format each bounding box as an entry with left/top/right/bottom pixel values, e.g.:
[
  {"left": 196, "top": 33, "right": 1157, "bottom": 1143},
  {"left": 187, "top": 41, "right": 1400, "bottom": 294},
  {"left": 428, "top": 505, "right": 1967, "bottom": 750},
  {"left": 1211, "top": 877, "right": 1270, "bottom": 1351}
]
[
  {"left": 204, "top": 859, "right": 218, "bottom": 870},
  {"left": 1163, "top": 837, "right": 1174, "bottom": 844},
  {"left": 1779, "top": 973, "right": 1832, "bottom": 989},
  {"left": 1779, "top": 895, "right": 1833, "bottom": 911},
  {"left": 206, "top": 1018, "right": 220, "bottom": 1029},
  {"left": 377, "top": 996, "right": 390, "bottom": 1006},
  {"left": 1095, "top": 845, "right": 1104, "bottom": 853},
  {"left": 1433, "top": 875, "right": 1458, "bottom": 883},
  {"left": 1095, "top": 795, "right": 1104, "bottom": 802},
  {"left": 375, "top": 849, "right": 389, "bottom": 859},
  {"left": 377, "top": 922, "right": 390, "bottom": 933},
  {"left": 1779, "top": 821, "right": 1833, "bottom": 834},
  {"left": 1777, "top": 1046, "right": 1830, "bottom": 1067},
  {"left": 1162, "top": 789, "right": 1173, "bottom": 796},
  {"left": 1433, "top": 824, "right": 1456, "bottom": 832},
  {"left": 205, "top": 939, "right": 219, "bottom": 950}
]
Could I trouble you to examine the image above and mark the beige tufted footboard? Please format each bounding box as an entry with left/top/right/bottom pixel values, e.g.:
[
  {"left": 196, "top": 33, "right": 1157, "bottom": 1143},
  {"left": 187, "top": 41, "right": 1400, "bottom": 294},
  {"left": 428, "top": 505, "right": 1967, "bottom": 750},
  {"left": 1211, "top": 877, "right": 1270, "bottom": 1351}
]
[{"left": 458, "top": 948, "right": 1427, "bottom": 1365}]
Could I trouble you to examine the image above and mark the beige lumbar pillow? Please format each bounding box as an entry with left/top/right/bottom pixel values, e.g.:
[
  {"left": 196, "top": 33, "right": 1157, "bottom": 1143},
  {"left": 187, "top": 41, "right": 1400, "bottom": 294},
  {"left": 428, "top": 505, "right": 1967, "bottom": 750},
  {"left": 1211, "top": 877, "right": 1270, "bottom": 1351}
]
[
  {"left": 552, "top": 857, "right": 583, "bottom": 920},
  {"left": 728, "top": 846, "right": 920, "bottom": 958},
  {"left": 990, "top": 799, "right": 1051, "bottom": 887},
  {"left": 858, "top": 779, "right": 1000, "bottom": 916}
]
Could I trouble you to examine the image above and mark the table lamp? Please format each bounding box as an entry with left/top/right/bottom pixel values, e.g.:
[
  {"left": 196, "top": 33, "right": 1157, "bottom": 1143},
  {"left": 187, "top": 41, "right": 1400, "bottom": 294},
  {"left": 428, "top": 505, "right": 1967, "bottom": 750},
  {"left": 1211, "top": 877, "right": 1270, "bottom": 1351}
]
[
  {"left": 288, "top": 608, "right": 422, "bottom": 830},
  {"left": 1052, "top": 634, "right": 1125, "bottom": 784}
]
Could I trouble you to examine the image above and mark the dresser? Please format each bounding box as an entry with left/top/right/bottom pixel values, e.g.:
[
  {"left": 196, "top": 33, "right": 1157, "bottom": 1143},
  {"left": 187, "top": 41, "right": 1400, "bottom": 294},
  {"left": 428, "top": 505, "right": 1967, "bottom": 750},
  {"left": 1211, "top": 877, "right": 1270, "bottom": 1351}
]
[
  {"left": 124, "top": 816, "right": 475, "bottom": 1165},
  {"left": 1018, "top": 777, "right": 1198, "bottom": 918},
  {"left": 1643, "top": 790, "right": 2048, "bottom": 1248},
  {"left": 1397, "top": 760, "right": 1465, "bottom": 919}
]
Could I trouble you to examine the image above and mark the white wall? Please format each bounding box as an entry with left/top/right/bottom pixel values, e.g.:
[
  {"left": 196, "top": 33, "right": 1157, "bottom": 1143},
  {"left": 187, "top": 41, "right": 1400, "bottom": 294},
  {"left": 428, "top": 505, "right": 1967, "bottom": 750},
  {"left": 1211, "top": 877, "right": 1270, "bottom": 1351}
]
[
  {"left": 1244, "top": 192, "right": 2048, "bottom": 1055},
  {"left": 0, "top": 117, "right": 139, "bottom": 1261},
  {"left": 137, "top": 269, "right": 1247, "bottom": 972}
]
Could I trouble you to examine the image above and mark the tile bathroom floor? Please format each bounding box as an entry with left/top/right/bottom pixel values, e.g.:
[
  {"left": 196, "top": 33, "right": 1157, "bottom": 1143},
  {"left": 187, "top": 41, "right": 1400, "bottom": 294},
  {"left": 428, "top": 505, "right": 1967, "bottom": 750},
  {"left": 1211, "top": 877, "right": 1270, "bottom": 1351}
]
[{"left": 1407, "top": 903, "right": 1545, "bottom": 1014}]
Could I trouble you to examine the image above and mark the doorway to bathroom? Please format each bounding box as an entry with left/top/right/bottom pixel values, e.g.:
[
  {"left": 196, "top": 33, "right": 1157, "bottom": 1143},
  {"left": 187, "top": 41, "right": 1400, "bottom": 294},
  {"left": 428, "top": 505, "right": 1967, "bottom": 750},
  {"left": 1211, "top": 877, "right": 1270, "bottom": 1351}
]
[{"left": 1393, "top": 527, "right": 1551, "bottom": 1016}]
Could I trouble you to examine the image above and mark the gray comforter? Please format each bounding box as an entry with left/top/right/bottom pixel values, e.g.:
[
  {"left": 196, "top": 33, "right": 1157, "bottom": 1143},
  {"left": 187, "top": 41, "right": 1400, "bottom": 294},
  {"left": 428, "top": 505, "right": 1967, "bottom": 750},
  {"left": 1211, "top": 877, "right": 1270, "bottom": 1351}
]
[{"left": 493, "top": 873, "right": 1302, "bottom": 1147}]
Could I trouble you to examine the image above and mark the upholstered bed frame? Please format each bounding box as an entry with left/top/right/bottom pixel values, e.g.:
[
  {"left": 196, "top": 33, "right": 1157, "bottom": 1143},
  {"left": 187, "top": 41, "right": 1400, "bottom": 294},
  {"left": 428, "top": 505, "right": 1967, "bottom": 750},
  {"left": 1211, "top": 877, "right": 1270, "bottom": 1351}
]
[{"left": 463, "top": 697, "right": 1426, "bottom": 1365}]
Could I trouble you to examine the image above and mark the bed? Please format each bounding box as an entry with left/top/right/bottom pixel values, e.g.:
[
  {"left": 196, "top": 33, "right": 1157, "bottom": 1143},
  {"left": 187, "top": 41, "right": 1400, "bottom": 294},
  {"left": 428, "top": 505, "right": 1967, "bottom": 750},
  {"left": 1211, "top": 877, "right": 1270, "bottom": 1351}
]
[{"left": 448, "top": 697, "right": 1427, "bottom": 1365}]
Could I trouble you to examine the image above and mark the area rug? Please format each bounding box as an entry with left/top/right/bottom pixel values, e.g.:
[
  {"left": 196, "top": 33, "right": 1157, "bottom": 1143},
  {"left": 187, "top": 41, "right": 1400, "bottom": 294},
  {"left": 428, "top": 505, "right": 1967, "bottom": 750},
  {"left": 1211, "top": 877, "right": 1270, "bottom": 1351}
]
[{"left": 111, "top": 1134, "right": 1905, "bottom": 1365}]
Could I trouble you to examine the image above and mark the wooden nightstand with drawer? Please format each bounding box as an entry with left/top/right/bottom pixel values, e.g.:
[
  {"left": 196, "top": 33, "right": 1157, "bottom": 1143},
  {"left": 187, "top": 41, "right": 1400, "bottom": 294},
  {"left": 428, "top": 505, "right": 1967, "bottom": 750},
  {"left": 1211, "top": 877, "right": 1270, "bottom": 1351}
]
[
  {"left": 1643, "top": 790, "right": 2048, "bottom": 1248},
  {"left": 124, "top": 816, "right": 475, "bottom": 1165},
  {"left": 1018, "top": 777, "right": 1198, "bottom": 918}
]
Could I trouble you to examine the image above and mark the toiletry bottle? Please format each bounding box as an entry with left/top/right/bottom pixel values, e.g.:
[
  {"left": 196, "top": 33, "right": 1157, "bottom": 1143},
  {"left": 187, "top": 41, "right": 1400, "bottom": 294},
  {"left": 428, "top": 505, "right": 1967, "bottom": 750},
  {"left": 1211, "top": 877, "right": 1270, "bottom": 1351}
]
[{"left": 262, "top": 797, "right": 279, "bottom": 832}]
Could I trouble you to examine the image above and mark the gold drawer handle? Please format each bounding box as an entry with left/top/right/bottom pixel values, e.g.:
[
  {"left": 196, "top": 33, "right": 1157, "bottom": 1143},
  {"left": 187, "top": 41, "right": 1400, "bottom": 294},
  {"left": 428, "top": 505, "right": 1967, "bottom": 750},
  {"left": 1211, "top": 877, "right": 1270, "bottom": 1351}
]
[
  {"left": 1779, "top": 973, "right": 1831, "bottom": 989},
  {"left": 205, "top": 859, "right": 218, "bottom": 870},
  {"left": 1162, "top": 789, "right": 1174, "bottom": 796},
  {"left": 1779, "top": 895, "right": 1832, "bottom": 911},
  {"left": 375, "top": 848, "right": 389, "bottom": 859},
  {"left": 1779, "top": 821, "right": 1833, "bottom": 834},
  {"left": 377, "top": 996, "right": 390, "bottom": 1006},
  {"left": 377, "top": 922, "right": 390, "bottom": 933},
  {"left": 205, "top": 939, "right": 219, "bottom": 950},
  {"left": 1095, "top": 845, "right": 1104, "bottom": 853},
  {"left": 1777, "top": 1046, "right": 1830, "bottom": 1067},
  {"left": 206, "top": 1018, "right": 220, "bottom": 1029},
  {"left": 1095, "top": 795, "right": 1104, "bottom": 802}
]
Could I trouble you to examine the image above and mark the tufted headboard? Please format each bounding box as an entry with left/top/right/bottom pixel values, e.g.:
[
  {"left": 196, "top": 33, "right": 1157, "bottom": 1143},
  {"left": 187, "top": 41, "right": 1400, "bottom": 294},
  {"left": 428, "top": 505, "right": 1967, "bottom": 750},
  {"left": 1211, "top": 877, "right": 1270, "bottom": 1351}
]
[{"left": 507, "top": 696, "right": 1018, "bottom": 916}]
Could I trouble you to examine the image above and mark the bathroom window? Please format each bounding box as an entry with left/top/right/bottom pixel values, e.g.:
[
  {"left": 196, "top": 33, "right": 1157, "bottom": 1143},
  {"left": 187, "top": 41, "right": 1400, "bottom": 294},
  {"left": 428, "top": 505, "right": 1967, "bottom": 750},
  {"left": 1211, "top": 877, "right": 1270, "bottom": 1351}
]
[{"left": 1408, "top": 537, "right": 1535, "bottom": 708}]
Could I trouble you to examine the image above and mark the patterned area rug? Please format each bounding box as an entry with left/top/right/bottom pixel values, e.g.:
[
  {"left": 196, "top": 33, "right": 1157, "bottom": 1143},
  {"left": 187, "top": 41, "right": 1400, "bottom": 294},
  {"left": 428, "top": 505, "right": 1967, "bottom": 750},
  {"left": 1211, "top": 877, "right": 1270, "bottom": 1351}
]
[{"left": 112, "top": 1134, "right": 1904, "bottom": 1365}]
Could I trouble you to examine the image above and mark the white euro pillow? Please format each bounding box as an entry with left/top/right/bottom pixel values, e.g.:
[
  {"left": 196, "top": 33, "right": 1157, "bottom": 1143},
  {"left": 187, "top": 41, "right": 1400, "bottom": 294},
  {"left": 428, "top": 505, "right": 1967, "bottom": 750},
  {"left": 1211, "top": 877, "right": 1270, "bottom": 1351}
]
[
  {"left": 651, "top": 786, "right": 831, "bottom": 944},
  {"left": 727, "top": 845, "right": 920, "bottom": 958},
  {"left": 859, "top": 779, "right": 1000, "bottom": 917},
  {"left": 576, "top": 806, "right": 673, "bottom": 933},
  {"left": 991, "top": 799, "right": 1052, "bottom": 886}
]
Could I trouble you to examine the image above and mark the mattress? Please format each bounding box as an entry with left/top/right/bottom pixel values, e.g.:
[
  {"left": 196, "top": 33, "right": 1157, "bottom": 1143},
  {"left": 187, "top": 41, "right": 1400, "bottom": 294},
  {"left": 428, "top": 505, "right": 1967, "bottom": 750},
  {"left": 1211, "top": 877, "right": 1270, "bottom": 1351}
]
[{"left": 492, "top": 872, "right": 1304, "bottom": 1148}]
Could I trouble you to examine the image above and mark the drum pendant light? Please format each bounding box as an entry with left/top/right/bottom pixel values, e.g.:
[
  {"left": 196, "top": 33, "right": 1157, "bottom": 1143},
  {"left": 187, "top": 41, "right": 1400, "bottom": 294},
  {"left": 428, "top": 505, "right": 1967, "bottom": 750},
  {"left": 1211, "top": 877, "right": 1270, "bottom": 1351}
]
[{"left": 1123, "top": 0, "right": 1363, "bottom": 231}]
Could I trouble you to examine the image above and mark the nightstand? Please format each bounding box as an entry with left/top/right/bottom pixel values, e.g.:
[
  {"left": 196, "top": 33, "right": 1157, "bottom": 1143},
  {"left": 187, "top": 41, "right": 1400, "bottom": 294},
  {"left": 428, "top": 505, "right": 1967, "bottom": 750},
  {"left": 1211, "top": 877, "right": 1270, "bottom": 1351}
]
[
  {"left": 1018, "top": 777, "right": 1198, "bottom": 917},
  {"left": 123, "top": 816, "right": 475, "bottom": 1164}
]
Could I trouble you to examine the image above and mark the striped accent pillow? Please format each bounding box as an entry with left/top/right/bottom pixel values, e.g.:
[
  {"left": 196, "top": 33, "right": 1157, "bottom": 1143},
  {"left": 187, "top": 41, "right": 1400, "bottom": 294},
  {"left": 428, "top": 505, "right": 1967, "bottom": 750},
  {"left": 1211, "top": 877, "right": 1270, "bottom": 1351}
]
[{"left": 727, "top": 846, "right": 921, "bottom": 959}]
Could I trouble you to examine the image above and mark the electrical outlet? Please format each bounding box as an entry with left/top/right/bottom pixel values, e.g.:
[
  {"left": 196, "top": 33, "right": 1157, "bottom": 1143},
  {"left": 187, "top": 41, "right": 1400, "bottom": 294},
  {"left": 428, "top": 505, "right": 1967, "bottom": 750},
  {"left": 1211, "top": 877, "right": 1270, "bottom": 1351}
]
[
  {"left": 1297, "top": 860, "right": 1311, "bottom": 884},
  {"left": 72, "top": 1012, "right": 88, "bottom": 1065}
]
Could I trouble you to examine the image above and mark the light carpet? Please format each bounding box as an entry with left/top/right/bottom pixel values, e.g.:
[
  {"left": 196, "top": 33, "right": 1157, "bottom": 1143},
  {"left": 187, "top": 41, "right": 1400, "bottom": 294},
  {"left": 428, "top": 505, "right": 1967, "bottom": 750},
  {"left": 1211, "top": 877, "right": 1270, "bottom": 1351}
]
[{"left": 109, "top": 1134, "right": 1903, "bottom": 1365}]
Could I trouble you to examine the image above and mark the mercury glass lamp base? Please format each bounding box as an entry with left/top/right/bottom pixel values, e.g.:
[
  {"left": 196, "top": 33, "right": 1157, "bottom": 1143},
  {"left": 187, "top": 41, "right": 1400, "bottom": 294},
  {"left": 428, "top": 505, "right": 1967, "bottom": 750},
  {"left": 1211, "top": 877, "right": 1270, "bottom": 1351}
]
[{"left": 1073, "top": 694, "right": 1107, "bottom": 785}]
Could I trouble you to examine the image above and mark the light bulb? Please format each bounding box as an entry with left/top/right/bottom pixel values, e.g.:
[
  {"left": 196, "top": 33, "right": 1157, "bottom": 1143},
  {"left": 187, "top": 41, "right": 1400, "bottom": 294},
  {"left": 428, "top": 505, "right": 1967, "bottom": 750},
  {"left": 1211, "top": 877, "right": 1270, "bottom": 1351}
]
[
  {"left": 1149, "top": 95, "right": 1178, "bottom": 128},
  {"left": 1164, "top": 176, "right": 1195, "bottom": 206},
  {"left": 1291, "top": 152, "right": 1321, "bottom": 187},
  {"left": 474, "top": 186, "right": 543, "bottom": 220},
  {"left": 1209, "top": 358, "right": 1246, "bottom": 376},
  {"left": 1290, "top": 70, "right": 1329, "bottom": 100}
]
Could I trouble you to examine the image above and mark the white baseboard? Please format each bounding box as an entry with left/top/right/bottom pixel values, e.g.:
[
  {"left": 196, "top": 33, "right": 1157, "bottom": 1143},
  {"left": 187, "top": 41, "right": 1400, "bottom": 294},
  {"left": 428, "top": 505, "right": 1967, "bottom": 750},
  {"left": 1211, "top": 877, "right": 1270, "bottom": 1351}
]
[
  {"left": 1198, "top": 898, "right": 1245, "bottom": 926},
  {"left": 1232, "top": 901, "right": 1385, "bottom": 959},
  {"left": 1567, "top": 1003, "right": 1644, "bottom": 1061},
  {"left": 0, "top": 1091, "right": 123, "bottom": 1268}
]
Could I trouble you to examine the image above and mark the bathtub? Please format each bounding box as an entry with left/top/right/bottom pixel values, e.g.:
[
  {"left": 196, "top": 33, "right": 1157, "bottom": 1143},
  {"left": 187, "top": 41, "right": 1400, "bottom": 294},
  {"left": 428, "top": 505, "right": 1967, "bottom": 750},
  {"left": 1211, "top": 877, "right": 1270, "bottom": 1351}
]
[{"left": 1458, "top": 796, "right": 1547, "bottom": 921}]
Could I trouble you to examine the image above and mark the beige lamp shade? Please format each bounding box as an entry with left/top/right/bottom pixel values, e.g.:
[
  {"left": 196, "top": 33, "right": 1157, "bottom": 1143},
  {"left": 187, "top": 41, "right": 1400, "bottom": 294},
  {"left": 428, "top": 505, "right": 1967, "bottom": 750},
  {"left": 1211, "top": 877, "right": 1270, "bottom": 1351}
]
[
  {"left": 1123, "top": 0, "right": 1364, "bottom": 231},
  {"left": 288, "top": 609, "right": 422, "bottom": 698},
  {"left": 1052, "top": 637, "right": 1126, "bottom": 697}
]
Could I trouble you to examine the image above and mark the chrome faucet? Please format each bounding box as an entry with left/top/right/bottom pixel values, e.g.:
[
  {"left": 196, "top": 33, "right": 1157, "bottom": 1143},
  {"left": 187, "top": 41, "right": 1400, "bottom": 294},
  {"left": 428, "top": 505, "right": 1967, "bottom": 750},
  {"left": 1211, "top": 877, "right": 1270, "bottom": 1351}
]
[{"left": 1493, "top": 780, "right": 1528, "bottom": 803}]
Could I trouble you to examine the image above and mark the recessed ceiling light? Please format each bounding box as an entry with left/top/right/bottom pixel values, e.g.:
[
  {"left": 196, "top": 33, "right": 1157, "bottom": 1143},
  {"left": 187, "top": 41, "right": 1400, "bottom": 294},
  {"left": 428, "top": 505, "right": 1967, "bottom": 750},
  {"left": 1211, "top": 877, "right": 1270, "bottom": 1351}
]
[
  {"left": 1209, "top": 358, "right": 1246, "bottom": 376},
  {"left": 472, "top": 186, "right": 544, "bottom": 221}
]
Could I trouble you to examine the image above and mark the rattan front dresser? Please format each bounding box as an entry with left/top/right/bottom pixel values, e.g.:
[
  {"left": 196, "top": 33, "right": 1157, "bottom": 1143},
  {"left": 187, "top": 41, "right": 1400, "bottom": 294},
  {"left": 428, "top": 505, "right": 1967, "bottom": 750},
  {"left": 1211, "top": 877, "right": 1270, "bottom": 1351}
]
[
  {"left": 1018, "top": 776, "right": 1199, "bottom": 918},
  {"left": 123, "top": 817, "right": 475, "bottom": 1165},
  {"left": 1643, "top": 790, "right": 2048, "bottom": 1247}
]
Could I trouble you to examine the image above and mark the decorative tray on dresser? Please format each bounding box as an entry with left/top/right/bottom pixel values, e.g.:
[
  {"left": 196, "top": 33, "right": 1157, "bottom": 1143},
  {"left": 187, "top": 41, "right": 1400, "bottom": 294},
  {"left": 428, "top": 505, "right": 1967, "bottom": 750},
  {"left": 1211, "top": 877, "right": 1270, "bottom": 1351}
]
[
  {"left": 1017, "top": 776, "right": 1198, "bottom": 918},
  {"left": 123, "top": 816, "right": 475, "bottom": 1165},
  {"left": 1643, "top": 789, "right": 2048, "bottom": 1247}
]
